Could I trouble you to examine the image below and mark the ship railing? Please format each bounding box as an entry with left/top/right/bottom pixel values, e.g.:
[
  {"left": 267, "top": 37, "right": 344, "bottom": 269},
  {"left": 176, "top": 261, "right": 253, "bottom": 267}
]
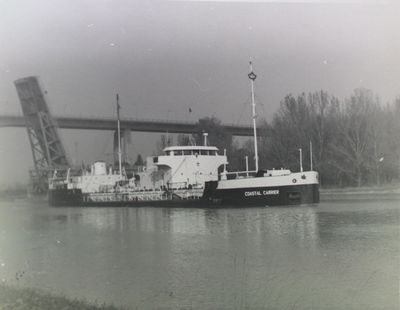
[
  {"left": 84, "top": 191, "right": 166, "bottom": 202},
  {"left": 48, "top": 177, "right": 71, "bottom": 189},
  {"left": 85, "top": 188, "right": 204, "bottom": 202},
  {"left": 170, "top": 188, "right": 203, "bottom": 200},
  {"left": 49, "top": 168, "right": 77, "bottom": 189},
  {"left": 221, "top": 170, "right": 257, "bottom": 179},
  {"left": 86, "top": 192, "right": 165, "bottom": 202}
]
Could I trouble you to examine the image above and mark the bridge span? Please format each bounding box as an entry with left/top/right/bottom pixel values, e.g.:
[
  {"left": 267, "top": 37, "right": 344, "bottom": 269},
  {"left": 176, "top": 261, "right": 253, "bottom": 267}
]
[{"left": 0, "top": 115, "right": 254, "bottom": 136}]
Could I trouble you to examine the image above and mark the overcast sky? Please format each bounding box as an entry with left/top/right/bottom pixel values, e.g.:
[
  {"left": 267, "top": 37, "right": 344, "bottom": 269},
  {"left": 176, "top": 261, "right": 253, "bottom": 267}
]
[{"left": 0, "top": 0, "right": 399, "bottom": 185}]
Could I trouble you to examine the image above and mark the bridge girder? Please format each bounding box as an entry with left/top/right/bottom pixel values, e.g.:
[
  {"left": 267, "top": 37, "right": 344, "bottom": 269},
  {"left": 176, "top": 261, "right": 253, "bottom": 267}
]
[{"left": 0, "top": 115, "right": 254, "bottom": 136}]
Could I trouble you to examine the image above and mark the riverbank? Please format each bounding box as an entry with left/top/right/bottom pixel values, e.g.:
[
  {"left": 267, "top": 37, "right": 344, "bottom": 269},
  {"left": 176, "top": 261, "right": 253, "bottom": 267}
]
[
  {"left": 0, "top": 284, "right": 126, "bottom": 310},
  {"left": 320, "top": 183, "right": 400, "bottom": 201}
]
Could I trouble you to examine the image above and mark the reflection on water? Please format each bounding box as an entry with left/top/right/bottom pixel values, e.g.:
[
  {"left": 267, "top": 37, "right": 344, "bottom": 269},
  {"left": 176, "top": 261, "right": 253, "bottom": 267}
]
[
  {"left": 75, "top": 206, "right": 319, "bottom": 238},
  {"left": 0, "top": 200, "right": 398, "bottom": 309}
]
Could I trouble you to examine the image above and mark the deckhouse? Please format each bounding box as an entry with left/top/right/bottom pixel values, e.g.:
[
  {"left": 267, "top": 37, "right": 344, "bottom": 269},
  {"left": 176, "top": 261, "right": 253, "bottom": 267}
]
[{"left": 153, "top": 145, "right": 228, "bottom": 189}]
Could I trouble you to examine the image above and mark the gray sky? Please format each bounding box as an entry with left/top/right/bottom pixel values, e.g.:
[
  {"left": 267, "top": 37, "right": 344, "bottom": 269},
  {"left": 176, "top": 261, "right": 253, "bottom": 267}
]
[{"left": 0, "top": 0, "right": 399, "bottom": 185}]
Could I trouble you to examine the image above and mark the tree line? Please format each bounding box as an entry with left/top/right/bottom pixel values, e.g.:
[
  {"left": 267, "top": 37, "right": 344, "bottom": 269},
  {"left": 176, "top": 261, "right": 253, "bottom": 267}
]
[
  {"left": 166, "top": 88, "right": 399, "bottom": 188},
  {"left": 258, "top": 89, "right": 400, "bottom": 187}
]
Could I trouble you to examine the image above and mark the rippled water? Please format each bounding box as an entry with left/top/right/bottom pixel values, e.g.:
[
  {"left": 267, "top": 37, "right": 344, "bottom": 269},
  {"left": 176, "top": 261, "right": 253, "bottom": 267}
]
[{"left": 0, "top": 198, "right": 399, "bottom": 309}]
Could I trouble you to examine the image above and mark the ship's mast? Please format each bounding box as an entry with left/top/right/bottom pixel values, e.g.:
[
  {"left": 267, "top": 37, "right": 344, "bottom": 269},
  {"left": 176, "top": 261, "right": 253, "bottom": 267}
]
[
  {"left": 116, "top": 94, "right": 122, "bottom": 177},
  {"left": 248, "top": 61, "right": 259, "bottom": 172}
]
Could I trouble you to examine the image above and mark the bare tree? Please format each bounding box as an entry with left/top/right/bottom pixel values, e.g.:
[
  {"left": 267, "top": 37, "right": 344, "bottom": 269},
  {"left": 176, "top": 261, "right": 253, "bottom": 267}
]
[
  {"left": 177, "top": 134, "right": 192, "bottom": 146},
  {"left": 330, "top": 89, "right": 377, "bottom": 186},
  {"left": 193, "top": 117, "right": 233, "bottom": 152},
  {"left": 257, "top": 89, "right": 399, "bottom": 187},
  {"left": 156, "top": 134, "right": 173, "bottom": 153}
]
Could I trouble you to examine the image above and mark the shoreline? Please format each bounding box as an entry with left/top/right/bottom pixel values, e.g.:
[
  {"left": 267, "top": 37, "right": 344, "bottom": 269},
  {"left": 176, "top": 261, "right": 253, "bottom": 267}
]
[
  {"left": 320, "top": 183, "right": 400, "bottom": 201},
  {"left": 0, "top": 284, "right": 126, "bottom": 310}
]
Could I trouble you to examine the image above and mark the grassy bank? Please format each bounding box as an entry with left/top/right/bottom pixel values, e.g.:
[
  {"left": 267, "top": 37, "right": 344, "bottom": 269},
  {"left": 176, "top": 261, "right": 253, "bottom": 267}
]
[{"left": 0, "top": 284, "right": 126, "bottom": 310}]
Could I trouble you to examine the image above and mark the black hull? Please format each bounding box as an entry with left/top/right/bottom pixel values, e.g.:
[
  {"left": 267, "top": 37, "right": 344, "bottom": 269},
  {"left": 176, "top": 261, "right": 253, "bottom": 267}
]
[
  {"left": 49, "top": 183, "right": 319, "bottom": 207},
  {"left": 203, "top": 183, "right": 319, "bottom": 206},
  {"left": 48, "top": 188, "right": 84, "bottom": 206},
  {"left": 48, "top": 188, "right": 207, "bottom": 207}
]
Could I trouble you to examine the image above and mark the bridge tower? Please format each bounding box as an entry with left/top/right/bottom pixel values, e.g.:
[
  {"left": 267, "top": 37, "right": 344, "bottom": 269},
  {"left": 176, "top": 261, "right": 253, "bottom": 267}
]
[{"left": 14, "top": 76, "right": 69, "bottom": 193}]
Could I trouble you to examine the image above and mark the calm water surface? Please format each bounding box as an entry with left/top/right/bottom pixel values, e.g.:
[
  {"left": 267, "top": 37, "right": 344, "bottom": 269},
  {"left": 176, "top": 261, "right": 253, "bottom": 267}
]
[{"left": 0, "top": 199, "right": 399, "bottom": 309}]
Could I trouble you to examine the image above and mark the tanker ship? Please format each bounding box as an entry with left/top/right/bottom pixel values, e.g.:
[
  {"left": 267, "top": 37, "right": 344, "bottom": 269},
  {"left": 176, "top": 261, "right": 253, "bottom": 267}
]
[{"left": 48, "top": 62, "right": 319, "bottom": 207}]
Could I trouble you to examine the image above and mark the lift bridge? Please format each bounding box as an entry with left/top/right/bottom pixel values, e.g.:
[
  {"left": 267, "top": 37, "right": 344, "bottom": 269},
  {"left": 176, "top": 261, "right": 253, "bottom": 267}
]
[{"left": 7, "top": 76, "right": 253, "bottom": 194}]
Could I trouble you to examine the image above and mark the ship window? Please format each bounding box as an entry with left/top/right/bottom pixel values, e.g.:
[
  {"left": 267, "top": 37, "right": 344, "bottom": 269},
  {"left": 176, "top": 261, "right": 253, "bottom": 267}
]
[
  {"left": 166, "top": 151, "right": 171, "bottom": 156},
  {"left": 200, "top": 150, "right": 208, "bottom": 155},
  {"left": 194, "top": 150, "right": 199, "bottom": 155},
  {"left": 183, "top": 150, "right": 191, "bottom": 155}
]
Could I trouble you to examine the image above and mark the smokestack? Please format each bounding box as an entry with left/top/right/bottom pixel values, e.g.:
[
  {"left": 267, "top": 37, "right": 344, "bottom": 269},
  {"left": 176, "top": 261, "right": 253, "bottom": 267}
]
[{"left": 203, "top": 132, "right": 208, "bottom": 146}]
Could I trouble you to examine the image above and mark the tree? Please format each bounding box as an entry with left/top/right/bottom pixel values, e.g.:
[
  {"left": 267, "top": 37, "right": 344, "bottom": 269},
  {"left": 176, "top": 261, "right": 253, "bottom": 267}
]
[
  {"left": 308, "top": 91, "right": 340, "bottom": 185},
  {"left": 156, "top": 134, "right": 173, "bottom": 153},
  {"left": 177, "top": 134, "right": 192, "bottom": 146},
  {"left": 373, "top": 97, "right": 400, "bottom": 184},
  {"left": 255, "top": 89, "right": 399, "bottom": 187},
  {"left": 192, "top": 117, "right": 233, "bottom": 153},
  {"left": 330, "top": 89, "right": 378, "bottom": 186},
  {"left": 260, "top": 93, "right": 314, "bottom": 171},
  {"left": 134, "top": 154, "right": 144, "bottom": 167},
  {"left": 228, "top": 139, "right": 255, "bottom": 172}
]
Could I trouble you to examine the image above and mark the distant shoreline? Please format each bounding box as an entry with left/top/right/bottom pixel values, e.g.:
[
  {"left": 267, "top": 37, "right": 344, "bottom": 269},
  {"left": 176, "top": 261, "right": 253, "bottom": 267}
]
[{"left": 320, "top": 183, "right": 400, "bottom": 200}]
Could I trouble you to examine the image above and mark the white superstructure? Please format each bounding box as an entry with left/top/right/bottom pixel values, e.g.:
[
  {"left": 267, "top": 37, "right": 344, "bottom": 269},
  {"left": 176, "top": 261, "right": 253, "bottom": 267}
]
[
  {"left": 50, "top": 143, "right": 228, "bottom": 197},
  {"left": 152, "top": 145, "right": 228, "bottom": 189},
  {"left": 62, "top": 161, "right": 124, "bottom": 193}
]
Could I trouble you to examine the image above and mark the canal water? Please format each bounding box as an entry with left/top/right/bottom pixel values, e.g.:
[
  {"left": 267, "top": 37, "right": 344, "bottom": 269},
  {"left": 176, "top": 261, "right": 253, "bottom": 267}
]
[{"left": 0, "top": 198, "right": 399, "bottom": 309}]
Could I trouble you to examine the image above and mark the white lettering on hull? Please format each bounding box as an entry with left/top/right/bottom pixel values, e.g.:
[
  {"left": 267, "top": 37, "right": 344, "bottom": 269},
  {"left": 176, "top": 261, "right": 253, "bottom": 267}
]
[{"left": 244, "top": 189, "right": 279, "bottom": 197}]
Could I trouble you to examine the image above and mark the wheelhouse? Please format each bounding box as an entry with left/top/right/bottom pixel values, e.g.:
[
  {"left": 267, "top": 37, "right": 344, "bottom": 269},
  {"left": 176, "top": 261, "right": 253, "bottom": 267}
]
[{"left": 163, "top": 146, "right": 220, "bottom": 156}]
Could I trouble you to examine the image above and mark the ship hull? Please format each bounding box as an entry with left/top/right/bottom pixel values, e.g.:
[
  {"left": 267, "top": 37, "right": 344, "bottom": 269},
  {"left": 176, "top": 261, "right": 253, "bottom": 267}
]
[
  {"left": 203, "top": 183, "right": 319, "bottom": 206},
  {"left": 48, "top": 188, "right": 206, "bottom": 207},
  {"left": 49, "top": 182, "right": 319, "bottom": 207},
  {"left": 48, "top": 188, "right": 84, "bottom": 207}
]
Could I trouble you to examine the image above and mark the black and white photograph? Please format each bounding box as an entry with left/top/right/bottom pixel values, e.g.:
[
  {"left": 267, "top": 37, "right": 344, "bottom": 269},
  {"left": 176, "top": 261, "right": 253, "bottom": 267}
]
[{"left": 0, "top": 0, "right": 399, "bottom": 309}]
